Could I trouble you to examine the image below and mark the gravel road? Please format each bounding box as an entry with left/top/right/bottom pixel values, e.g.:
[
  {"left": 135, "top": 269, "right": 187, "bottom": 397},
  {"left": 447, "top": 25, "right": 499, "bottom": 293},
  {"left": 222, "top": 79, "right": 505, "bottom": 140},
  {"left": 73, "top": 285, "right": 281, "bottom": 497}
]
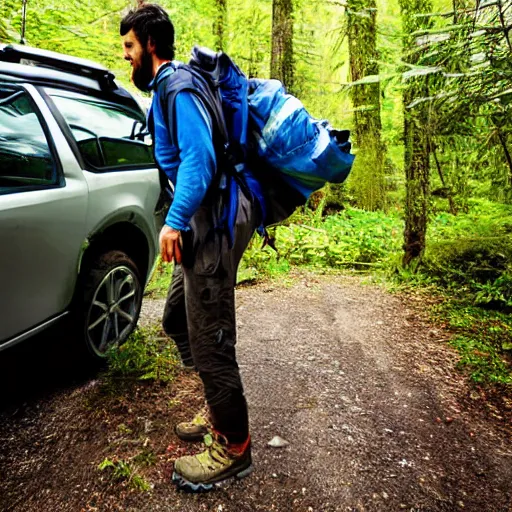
[
  {"left": 134, "top": 275, "right": 512, "bottom": 511},
  {"left": 1, "top": 274, "right": 510, "bottom": 511}
]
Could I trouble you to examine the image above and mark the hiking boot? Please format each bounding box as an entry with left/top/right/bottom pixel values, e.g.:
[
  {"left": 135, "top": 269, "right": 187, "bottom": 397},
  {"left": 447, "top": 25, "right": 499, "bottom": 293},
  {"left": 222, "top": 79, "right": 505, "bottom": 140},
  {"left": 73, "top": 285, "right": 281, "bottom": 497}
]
[
  {"left": 175, "top": 406, "right": 210, "bottom": 442},
  {"left": 172, "top": 432, "right": 253, "bottom": 492}
]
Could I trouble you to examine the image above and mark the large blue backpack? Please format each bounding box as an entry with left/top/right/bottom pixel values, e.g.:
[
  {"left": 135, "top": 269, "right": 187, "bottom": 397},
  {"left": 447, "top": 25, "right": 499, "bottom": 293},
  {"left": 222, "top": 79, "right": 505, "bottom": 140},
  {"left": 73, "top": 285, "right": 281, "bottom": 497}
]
[{"left": 151, "top": 46, "right": 355, "bottom": 230}]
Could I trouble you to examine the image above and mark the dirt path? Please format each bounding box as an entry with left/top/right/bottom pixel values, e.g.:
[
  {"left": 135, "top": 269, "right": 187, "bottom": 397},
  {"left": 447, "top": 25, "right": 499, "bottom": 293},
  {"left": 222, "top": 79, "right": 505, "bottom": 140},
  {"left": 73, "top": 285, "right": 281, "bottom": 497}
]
[{"left": 1, "top": 274, "right": 511, "bottom": 511}]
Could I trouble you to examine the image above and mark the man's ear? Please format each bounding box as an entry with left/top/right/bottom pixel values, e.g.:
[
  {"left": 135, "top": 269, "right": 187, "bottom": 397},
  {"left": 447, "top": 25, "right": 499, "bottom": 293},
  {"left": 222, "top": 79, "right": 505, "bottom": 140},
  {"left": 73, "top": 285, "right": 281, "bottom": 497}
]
[{"left": 147, "top": 36, "right": 156, "bottom": 55}]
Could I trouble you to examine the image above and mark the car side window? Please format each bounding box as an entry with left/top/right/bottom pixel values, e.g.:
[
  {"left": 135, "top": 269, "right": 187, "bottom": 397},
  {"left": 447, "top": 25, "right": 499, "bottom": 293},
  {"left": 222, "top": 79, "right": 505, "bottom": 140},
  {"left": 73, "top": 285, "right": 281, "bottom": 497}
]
[
  {"left": 0, "top": 86, "right": 57, "bottom": 193},
  {"left": 47, "top": 90, "right": 154, "bottom": 171}
]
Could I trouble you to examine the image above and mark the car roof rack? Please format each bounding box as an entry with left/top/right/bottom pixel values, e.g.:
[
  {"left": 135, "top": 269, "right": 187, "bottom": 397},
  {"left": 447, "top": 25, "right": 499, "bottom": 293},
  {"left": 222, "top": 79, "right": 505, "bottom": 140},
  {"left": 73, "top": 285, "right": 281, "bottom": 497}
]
[{"left": 0, "top": 44, "right": 117, "bottom": 92}]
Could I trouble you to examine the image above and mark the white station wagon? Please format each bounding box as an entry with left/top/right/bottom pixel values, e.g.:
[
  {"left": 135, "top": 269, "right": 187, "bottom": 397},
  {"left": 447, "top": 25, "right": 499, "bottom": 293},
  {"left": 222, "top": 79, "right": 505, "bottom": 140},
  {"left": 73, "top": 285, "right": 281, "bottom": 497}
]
[{"left": 0, "top": 44, "right": 165, "bottom": 361}]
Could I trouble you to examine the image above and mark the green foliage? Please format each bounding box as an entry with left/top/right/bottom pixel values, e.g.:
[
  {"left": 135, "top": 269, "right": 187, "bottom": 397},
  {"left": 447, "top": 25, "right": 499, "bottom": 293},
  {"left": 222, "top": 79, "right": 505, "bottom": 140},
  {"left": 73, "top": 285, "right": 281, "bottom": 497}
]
[
  {"left": 391, "top": 196, "right": 512, "bottom": 386},
  {"left": 345, "top": 0, "right": 386, "bottom": 210},
  {"left": 0, "top": 18, "right": 11, "bottom": 42},
  {"left": 428, "top": 198, "right": 512, "bottom": 238},
  {"left": 423, "top": 199, "right": 512, "bottom": 309},
  {"left": 293, "top": 1, "right": 353, "bottom": 129},
  {"left": 98, "top": 457, "right": 151, "bottom": 491},
  {"left": 425, "top": 235, "right": 511, "bottom": 279},
  {"left": 225, "top": 0, "right": 271, "bottom": 78},
  {"left": 392, "top": 265, "right": 512, "bottom": 386},
  {"left": 163, "top": 0, "right": 216, "bottom": 61},
  {"left": 105, "top": 326, "right": 180, "bottom": 384},
  {"left": 132, "top": 448, "right": 158, "bottom": 467},
  {"left": 239, "top": 239, "right": 291, "bottom": 283},
  {"left": 473, "top": 274, "right": 512, "bottom": 309},
  {"left": 432, "top": 301, "right": 512, "bottom": 385},
  {"left": 241, "top": 206, "right": 403, "bottom": 277},
  {"left": 145, "top": 257, "right": 173, "bottom": 298},
  {"left": 4, "top": 0, "right": 132, "bottom": 80},
  {"left": 402, "top": 0, "right": 512, "bottom": 205},
  {"left": 347, "top": 141, "right": 387, "bottom": 211},
  {"left": 450, "top": 334, "right": 511, "bottom": 385}
]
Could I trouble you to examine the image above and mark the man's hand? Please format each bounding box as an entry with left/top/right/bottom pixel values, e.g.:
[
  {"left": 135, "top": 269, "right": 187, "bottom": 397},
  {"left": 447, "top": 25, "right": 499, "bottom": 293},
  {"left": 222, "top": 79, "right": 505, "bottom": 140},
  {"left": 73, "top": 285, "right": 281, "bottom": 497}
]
[{"left": 159, "top": 225, "right": 182, "bottom": 264}]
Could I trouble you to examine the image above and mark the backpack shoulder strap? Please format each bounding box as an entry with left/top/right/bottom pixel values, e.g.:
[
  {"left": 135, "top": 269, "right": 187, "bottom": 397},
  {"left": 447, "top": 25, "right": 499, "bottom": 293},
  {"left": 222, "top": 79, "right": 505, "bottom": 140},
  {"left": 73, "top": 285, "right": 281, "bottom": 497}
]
[{"left": 156, "top": 64, "right": 227, "bottom": 151}]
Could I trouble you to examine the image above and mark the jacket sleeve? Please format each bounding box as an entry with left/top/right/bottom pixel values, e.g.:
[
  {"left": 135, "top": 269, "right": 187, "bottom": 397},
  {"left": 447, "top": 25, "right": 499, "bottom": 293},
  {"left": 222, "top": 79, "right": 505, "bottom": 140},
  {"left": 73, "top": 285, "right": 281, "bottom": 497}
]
[{"left": 165, "top": 91, "right": 217, "bottom": 230}]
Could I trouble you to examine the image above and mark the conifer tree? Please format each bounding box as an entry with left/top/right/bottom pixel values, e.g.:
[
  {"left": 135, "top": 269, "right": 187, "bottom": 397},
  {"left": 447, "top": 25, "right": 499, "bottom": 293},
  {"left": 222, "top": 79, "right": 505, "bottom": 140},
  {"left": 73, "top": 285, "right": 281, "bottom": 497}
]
[
  {"left": 399, "top": 0, "right": 433, "bottom": 265},
  {"left": 346, "top": 0, "right": 385, "bottom": 211}
]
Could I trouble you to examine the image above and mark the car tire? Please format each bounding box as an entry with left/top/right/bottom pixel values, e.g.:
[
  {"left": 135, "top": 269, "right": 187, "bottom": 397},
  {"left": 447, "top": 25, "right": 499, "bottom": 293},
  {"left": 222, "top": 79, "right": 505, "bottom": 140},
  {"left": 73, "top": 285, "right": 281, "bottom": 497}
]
[{"left": 80, "top": 250, "right": 143, "bottom": 360}]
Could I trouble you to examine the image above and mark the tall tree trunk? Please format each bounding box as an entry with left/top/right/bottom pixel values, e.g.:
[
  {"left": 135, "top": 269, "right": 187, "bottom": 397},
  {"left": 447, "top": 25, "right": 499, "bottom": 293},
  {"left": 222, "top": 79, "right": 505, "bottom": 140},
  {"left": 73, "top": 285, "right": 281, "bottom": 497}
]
[
  {"left": 214, "top": 0, "right": 227, "bottom": 52},
  {"left": 20, "top": 0, "right": 27, "bottom": 43},
  {"left": 399, "top": 0, "right": 433, "bottom": 266},
  {"left": 346, "top": 0, "right": 385, "bottom": 211},
  {"left": 271, "top": 0, "right": 294, "bottom": 91}
]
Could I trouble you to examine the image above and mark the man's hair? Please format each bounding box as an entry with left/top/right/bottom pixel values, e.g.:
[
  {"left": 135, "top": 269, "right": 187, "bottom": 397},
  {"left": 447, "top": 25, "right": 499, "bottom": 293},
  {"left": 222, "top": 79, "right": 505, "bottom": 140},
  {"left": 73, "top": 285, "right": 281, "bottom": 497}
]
[{"left": 120, "top": 4, "right": 175, "bottom": 60}]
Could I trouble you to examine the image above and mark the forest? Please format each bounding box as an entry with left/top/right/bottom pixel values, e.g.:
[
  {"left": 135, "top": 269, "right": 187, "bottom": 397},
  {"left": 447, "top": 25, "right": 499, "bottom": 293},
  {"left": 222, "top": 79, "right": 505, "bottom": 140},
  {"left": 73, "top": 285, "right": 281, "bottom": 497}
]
[{"left": 1, "top": 0, "right": 511, "bottom": 389}]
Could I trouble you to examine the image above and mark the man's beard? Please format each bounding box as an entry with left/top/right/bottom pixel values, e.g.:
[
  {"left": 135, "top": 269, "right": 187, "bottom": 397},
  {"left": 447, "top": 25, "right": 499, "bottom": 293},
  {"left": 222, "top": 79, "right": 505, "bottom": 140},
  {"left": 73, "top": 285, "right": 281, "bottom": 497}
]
[{"left": 132, "top": 50, "right": 153, "bottom": 92}]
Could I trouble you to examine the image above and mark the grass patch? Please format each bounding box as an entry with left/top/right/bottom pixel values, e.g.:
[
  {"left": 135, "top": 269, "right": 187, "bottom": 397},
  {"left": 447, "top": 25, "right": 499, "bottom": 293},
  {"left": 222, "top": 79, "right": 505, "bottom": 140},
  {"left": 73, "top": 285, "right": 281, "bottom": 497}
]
[
  {"left": 98, "top": 458, "right": 152, "bottom": 492},
  {"left": 145, "top": 258, "right": 173, "bottom": 299},
  {"left": 105, "top": 326, "right": 181, "bottom": 384},
  {"left": 431, "top": 299, "right": 512, "bottom": 386}
]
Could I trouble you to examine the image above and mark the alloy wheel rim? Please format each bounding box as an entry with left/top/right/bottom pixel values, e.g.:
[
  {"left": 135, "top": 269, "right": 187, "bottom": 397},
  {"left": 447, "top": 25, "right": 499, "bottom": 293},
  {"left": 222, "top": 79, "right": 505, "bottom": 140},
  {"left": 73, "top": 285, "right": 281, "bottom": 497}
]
[{"left": 85, "top": 266, "right": 140, "bottom": 357}]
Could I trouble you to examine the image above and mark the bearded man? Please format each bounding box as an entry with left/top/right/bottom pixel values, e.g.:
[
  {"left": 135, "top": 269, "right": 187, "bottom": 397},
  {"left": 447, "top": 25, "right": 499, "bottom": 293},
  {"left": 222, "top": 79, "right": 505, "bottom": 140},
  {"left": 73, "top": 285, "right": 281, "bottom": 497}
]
[{"left": 120, "top": 4, "right": 260, "bottom": 492}]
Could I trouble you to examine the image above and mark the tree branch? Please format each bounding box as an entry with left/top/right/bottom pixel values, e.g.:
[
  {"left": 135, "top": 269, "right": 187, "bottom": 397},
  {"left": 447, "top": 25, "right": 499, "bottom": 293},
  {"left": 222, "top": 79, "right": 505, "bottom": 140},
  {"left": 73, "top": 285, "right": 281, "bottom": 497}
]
[
  {"left": 497, "top": 0, "right": 512, "bottom": 51},
  {"left": 496, "top": 128, "right": 512, "bottom": 186},
  {"left": 430, "top": 139, "right": 458, "bottom": 215}
]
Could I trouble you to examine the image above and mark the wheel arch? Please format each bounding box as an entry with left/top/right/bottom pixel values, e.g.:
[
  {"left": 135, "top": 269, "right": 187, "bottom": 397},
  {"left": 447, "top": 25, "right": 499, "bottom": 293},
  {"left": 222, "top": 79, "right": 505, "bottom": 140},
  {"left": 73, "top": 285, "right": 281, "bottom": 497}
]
[{"left": 79, "top": 220, "right": 153, "bottom": 284}]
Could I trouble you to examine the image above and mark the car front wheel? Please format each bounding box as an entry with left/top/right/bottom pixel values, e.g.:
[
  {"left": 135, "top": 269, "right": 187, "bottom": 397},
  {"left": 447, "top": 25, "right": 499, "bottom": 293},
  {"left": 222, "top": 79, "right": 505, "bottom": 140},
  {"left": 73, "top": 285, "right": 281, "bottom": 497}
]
[{"left": 82, "top": 250, "right": 143, "bottom": 359}]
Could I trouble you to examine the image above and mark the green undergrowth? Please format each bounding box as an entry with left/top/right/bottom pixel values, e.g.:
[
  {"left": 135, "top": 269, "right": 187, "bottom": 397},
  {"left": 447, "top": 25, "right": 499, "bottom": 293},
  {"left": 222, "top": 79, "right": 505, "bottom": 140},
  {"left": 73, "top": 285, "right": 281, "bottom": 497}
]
[
  {"left": 239, "top": 206, "right": 404, "bottom": 282},
  {"left": 147, "top": 198, "right": 512, "bottom": 295},
  {"left": 423, "top": 199, "right": 512, "bottom": 311},
  {"left": 145, "top": 261, "right": 174, "bottom": 299},
  {"left": 104, "top": 326, "right": 181, "bottom": 385},
  {"left": 394, "top": 199, "right": 512, "bottom": 387},
  {"left": 98, "top": 457, "right": 152, "bottom": 492},
  {"left": 145, "top": 206, "right": 405, "bottom": 296},
  {"left": 394, "top": 279, "right": 512, "bottom": 387}
]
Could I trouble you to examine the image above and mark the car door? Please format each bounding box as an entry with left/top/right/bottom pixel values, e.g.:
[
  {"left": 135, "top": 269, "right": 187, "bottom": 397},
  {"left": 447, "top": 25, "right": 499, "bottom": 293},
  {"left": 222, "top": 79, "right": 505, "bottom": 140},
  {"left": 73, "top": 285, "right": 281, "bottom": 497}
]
[
  {"left": 0, "top": 83, "right": 88, "bottom": 345},
  {"left": 44, "top": 88, "right": 163, "bottom": 271}
]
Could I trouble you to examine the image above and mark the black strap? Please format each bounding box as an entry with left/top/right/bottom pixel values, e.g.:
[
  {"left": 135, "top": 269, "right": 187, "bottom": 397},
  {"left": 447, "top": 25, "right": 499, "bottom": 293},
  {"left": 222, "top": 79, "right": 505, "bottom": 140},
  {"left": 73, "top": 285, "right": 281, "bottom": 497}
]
[
  {"left": 158, "top": 65, "right": 228, "bottom": 155},
  {"left": 147, "top": 64, "right": 229, "bottom": 200}
]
